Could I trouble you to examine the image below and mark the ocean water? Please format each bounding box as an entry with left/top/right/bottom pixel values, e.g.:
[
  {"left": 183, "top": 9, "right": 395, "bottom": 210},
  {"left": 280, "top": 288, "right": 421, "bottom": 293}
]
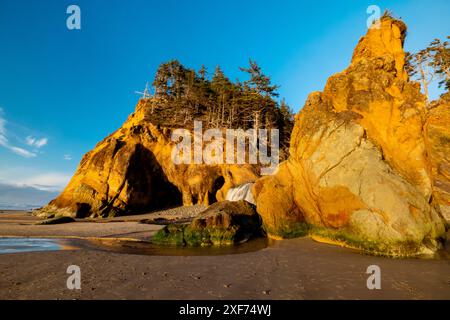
[{"left": 0, "top": 238, "right": 62, "bottom": 254}]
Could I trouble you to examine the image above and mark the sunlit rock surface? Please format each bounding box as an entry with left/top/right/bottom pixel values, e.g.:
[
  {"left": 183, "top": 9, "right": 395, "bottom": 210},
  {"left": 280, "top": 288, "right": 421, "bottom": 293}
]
[{"left": 253, "top": 17, "right": 447, "bottom": 256}]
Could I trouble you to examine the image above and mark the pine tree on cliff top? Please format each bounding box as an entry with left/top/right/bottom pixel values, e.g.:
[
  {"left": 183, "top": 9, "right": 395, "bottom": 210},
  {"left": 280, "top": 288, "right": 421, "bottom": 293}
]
[
  {"left": 148, "top": 59, "right": 294, "bottom": 159},
  {"left": 405, "top": 36, "right": 450, "bottom": 100}
]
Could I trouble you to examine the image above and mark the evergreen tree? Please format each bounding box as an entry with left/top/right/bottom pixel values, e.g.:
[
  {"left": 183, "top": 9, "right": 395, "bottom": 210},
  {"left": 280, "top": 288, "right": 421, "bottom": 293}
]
[
  {"left": 405, "top": 36, "right": 450, "bottom": 99},
  {"left": 198, "top": 65, "right": 208, "bottom": 80},
  {"left": 429, "top": 37, "right": 450, "bottom": 91},
  {"left": 239, "top": 59, "right": 279, "bottom": 97},
  {"left": 147, "top": 59, "right": 294, "bottom": 156},
  {"left": 211, "top": 66, "right": 233, "bottom": 126}
]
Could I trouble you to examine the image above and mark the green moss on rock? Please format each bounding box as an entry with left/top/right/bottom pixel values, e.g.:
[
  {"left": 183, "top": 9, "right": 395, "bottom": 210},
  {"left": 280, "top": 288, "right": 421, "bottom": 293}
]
[
  {"left": 262, "top": 220, "right": 444, "bottom": 257},
  {"left": 309, "top": 226, "right": 444, "bottom": 257},
  {"left": 152, "top": 201, "right": 263, "bottom": 247},
  {"left": 264, "top": 222, "right": 311, "bottom": 239},
  {"left": 152, "top": 224, "right": 186, "bottom": 246}
]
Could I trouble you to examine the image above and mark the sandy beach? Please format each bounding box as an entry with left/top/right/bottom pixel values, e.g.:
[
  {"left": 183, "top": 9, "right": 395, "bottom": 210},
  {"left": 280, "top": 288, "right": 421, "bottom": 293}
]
[{"left": 0, "top": 211, "right": 449, "bottom": 300}]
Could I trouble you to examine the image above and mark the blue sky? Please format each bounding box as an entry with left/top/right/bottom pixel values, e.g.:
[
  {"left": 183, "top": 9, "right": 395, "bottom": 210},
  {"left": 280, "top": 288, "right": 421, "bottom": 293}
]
[{"left": 0, "top": 0, "right": 449, "bottom": 195}]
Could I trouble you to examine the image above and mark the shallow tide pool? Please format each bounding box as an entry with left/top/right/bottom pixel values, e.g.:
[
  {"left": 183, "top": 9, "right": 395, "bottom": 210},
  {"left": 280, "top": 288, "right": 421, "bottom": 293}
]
[
  {"left": 0, "top": 238, "right": 67, "bottom": 254},
  {"left": 0, "top": 237, "right": 269, "bottom": 256}
]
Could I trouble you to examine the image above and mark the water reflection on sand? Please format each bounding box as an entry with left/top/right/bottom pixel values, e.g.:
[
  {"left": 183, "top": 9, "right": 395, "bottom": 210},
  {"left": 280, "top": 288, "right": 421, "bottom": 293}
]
[
  {"left": 0, "top": 237, "right": 269, "bottom": 256},
  {"left": 0, "top": 238, "right": 66, "bottom": 254}
]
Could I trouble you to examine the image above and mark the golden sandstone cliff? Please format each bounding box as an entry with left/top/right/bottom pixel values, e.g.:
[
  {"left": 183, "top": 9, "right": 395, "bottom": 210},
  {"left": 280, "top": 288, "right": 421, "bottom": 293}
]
[
  {"left": 252, "top": 17, "right": 447, "bottom": 256},
  {"left": 425, "top": 92, "right": 450, "bottom": 221},
  {"left": 45, "top": 100, "right": 258, "bottom": 218}
]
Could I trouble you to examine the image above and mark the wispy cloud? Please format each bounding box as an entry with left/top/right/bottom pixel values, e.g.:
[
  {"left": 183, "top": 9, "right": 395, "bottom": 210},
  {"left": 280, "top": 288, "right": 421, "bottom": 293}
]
[
  {"left": 0, "top": 108, "right": 46, "bottom": 158},
  {"left": 0, "top": 109, "right": 5, "bottom": 135},
  {"left": 9, "top": 146, "right": 37, "bottom": 158},
  {"left": 0, "top": 132, "right": 37, "bottom": 158},
  {"left": 26, "top": 136, "right": 48, "bottom": 148},
  {"left": 63, "top": 154, "right": 72, "bottom": 161}
]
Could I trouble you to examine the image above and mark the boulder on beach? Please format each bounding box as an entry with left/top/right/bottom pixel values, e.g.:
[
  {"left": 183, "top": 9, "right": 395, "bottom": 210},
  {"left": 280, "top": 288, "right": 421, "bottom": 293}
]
[{"left": 152, "top": 200, "right": 263, "bottom": 246}]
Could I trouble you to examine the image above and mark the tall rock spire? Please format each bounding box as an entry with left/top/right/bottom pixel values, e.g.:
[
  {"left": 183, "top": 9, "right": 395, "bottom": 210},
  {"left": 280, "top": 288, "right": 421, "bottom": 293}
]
[
  {"left": 351, "top": 16, "right": 408, "bottom": 80},
  {"left": 253, "top": 16, "right": 446, "bottom": 257}
]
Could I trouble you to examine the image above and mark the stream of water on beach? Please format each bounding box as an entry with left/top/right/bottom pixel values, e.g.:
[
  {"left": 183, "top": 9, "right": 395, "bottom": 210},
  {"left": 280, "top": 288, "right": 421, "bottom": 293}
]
[
  {"left": 0, "top": 237, "right": 270, "bottom": 256},
  {"left": 0, "top": 238, "right": 67, "bottom": 254},
  {"left": 1, "top": 237, "right": 448, "bottom": 259}
]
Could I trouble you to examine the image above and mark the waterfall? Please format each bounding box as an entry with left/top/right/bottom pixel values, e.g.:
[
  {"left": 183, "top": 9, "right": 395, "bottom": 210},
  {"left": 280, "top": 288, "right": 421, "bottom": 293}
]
[{"left": 225, "top": 183, "right": 255, "bottom": 205}]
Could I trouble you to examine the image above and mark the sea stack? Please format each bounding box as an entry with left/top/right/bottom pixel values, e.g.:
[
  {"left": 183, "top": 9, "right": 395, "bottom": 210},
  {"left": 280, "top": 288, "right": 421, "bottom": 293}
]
[
  {"left": 44, "top": 100, "right": 259, "bottom": 218},
  {"left": 252, "top": 16, "right": 447, "bottom": 256}
]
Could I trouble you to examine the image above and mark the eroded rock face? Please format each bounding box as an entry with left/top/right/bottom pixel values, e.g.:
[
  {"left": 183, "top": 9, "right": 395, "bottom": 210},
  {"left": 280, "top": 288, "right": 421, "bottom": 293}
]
[
  {"left": 253, "top": 17, "right": 447, "bottom": 256},
  {"left": 425, "top": 93, "right": 450, "bottom": 221},
  {"left": 153, "top": 200, "right": 262, "bottom": 246},
  {"left": 45, "top": 100, "right": 259, "bottom": 217}
]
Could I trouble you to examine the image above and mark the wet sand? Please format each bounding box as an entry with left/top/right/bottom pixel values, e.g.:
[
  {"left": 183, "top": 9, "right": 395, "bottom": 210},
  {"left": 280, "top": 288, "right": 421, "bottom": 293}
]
[
  {"left": 0, "top": 208, "right": 204, "bottom": 240},
  {"left": 0, "top": 211, "right": 162, "bottom": 241},
  {"left": 0, "top": 211, "right": 449, "bottom": 300}
]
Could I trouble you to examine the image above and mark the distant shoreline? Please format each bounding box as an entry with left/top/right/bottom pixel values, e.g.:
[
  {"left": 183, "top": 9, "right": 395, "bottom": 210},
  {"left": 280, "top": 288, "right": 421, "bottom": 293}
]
[
  {"left": 0, "top": 208, "right": 38, "bottom": 213},
  {"left": 0, "top": 209, "right": 32, "bottom": 212}
]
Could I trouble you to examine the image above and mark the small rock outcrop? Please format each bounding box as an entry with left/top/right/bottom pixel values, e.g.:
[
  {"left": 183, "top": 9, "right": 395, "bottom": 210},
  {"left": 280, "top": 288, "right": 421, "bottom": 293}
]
[
  {"left": 253, "top": 17, "right": 447, "bottom": 256},
  {"left": 36, "top": 216, "right": 76, "bottom": 225},
  {"left": 152, "top": 200, "right": 262, "bottom": 246}
]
